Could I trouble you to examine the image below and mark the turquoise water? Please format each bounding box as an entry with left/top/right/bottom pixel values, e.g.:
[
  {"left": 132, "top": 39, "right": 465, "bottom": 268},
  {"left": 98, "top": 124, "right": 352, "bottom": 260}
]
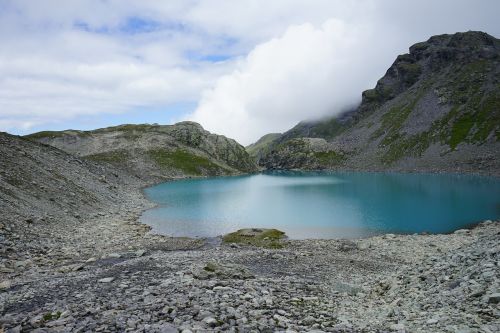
[{"left": 141, "top": 171, "right": 500, "bottom": 239}]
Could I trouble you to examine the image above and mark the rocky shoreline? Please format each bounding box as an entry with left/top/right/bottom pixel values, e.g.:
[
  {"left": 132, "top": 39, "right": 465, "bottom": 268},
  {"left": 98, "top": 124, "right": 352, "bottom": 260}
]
[{"left": 1, "top": 174, "right": 499, "bottom": 332}]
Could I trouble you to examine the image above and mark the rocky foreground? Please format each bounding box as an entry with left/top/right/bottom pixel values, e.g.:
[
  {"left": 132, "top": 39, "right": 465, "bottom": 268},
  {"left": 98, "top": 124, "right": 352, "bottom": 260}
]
[
  {"left": 1, "top": 131, "right": 499, "bottom": 332},
  {"left": 1, "top": 195, "right": 499, "bottom": 333}
]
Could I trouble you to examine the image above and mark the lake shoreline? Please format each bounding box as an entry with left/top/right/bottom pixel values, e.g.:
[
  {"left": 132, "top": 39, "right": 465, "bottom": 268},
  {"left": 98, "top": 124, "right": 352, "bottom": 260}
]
[
  {"left": 139, "top": 171, "right": 500, "bottom": 240},
  {"left": 1, "top": 170, "right": 499, "bottom": 332}
]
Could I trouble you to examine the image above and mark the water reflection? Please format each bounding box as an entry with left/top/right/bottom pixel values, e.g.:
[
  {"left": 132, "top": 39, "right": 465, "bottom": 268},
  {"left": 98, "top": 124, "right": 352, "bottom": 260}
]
[{"left": 141, "top": 172, "right": 500, "bottom": 239}]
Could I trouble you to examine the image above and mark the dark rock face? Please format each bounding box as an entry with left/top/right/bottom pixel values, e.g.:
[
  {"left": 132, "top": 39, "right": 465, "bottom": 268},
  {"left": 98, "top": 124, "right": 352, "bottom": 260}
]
[
  {"left": 25, "top": 121, "right": 257, "bottom": 181},
  {"left": 258, "top": 31, "right": 500, "bottom": 175}
]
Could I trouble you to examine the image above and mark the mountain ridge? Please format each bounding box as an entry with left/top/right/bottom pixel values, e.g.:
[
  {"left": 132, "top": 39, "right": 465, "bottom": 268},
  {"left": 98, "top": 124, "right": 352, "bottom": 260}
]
[
  {"left": 256, "top": 31, "right": 500, "bottom": 175},
  {"left": 26, "top": 121, "right": 258, "bottom": 180}
]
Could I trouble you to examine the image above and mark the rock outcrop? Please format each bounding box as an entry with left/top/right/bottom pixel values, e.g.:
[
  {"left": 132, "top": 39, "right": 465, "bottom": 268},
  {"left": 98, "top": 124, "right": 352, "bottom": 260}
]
[
  {"left": 26, "top": 121, "right": 257, "bottom": 180},
  {"left": 258, "top": 31, "right": 500, "bottom": 175}
]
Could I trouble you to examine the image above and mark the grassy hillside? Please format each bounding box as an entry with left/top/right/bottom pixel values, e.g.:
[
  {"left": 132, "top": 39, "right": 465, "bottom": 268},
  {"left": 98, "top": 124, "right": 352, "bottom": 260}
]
[{"left": 26, "top": 122, "right": 258, "bottom": 180}]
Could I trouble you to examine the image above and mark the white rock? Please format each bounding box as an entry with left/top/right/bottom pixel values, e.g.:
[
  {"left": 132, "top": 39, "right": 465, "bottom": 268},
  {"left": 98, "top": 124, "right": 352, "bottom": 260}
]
[
  {"left": 203, "top": 317, "right": 217, "bottom": 327},
  {"left": 98, "top": 277, "right": 115, "bottom": 283},
  {"left": 0, "top": 280, "right": 12, "bottom": 290}
]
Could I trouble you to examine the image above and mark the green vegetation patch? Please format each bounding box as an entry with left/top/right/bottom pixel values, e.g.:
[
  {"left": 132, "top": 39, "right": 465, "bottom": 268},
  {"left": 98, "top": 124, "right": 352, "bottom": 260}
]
[
  {"left": 314, "top": 151, "right": 346, "bottom": 165},
  {"left": 43, "top": 311, "right": 61, "bottom": 322},
  {"left": 148, "top": 148, "right": 229, "bottom": 176},
  {"left": 363, "top": 86, "right": 394, "bottom": 104},
  {"left": 381, "top": 131, "right": 432, "bottom": 164},
  {"left": 246, "top": 133, "right": 281, "bottom": 159},
  {"left": 371, "top": 84, "right": 435, "bottom": 165},
  {"left": 94, "top": 123, "right": 158, "bottom": 133},
  {"left": 435, "top": 61, "right": 499, "bottom": 149},
  {"left": 309, "top": 118, "right": 347, "bottom": 139},
  {"left": 397, "top": 62, "right": 422, "bottom": 86},
  {"left": 25, "top": 131, "right": 67, "bottom": 140},
  {"left": 86, "top": 150, "right": 129, "bottom": 164},
  {"left": 223, "top": 228, "right": 286, "bottom": 249}
]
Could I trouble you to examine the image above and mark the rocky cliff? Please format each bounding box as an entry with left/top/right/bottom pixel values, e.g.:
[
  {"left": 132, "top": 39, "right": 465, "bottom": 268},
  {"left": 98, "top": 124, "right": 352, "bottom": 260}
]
[
  {"left": 258, "top": 31, "right": 500, "bottom": 175},
  {"left": 26, "top": 121, "right": 257, "bottom": 180}
]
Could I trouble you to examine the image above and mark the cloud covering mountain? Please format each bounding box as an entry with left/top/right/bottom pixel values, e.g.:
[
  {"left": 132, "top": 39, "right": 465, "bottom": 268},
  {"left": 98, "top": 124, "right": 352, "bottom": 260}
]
[{"left": 1, "top": 0, "right": 499, "bottom": 144}]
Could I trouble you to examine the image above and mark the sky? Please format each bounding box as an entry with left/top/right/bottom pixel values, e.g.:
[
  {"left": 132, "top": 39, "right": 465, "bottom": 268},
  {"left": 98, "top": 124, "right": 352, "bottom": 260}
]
[{"left": 0, "top": 1, "right": 499, "bottom": 145}]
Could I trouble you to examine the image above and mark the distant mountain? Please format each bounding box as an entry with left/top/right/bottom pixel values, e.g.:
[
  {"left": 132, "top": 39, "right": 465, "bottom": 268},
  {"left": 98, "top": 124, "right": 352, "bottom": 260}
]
[
  {"left": 257, "top": 31, "right": 500, "bottom": 175},
  {"left": 245, "top": 133, "right": 281, "bottom": 164},
  {"left": 26, "top": 121, "right": 257, "bottom": 180}
]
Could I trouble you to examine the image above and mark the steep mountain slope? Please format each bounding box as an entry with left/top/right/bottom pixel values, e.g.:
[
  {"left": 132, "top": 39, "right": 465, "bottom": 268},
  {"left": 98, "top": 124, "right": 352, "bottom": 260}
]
[
  {"left": 26, "top": 121, "right": 257, "bottom": 180},
  {"left": 259, "top": 31, "right": 500, "bottom": 175},
  {"left": 0, "top": 132, "right": 147, "bottom": 253}
]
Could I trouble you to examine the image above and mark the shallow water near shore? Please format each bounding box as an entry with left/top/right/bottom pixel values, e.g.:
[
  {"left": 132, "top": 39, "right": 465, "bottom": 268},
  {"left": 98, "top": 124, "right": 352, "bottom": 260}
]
[{"left": 140, "top": 171, "right": 500, "bottom": 239}]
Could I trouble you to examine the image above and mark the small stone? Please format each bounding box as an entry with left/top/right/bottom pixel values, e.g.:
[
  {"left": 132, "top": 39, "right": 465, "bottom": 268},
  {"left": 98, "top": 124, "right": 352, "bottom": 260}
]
[
  {"left": 71, "top": 264, "right": 85, "bottom": 272},
  {"left": 8, "top": 325, "right": 22, "bottom": 333},
  {"left": 203, "top": 317, "right": 218, "bottom": 327},
  {"left": 390, "top": 323, "right": 405, "bottom": 331},
  {"left": 487, "top": 293, "right": 500, "bottom": 304},
  {"left": 426, "top": 318, "right": 439, "bottom": 325},
  {"left": 29, "top": 314, "right": 44, "bottom": 327},
  {"left": 98, "top": 277, "right": 115, "bottom": 283},
  {"left": 158, "top": 323, "right": 177, "bottom": 333},
  {"left": 0, "top": 280, "right": 12, "bottom": 290}
]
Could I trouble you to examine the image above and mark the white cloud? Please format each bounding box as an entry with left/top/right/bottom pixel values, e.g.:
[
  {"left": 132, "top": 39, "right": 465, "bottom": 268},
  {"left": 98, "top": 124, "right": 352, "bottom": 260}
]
[
  {"left": 188, "top": 19, "right": 380, "bottom": 145},
  {"left": 0, "top": 0, "right": 499, "bottom": 141}
]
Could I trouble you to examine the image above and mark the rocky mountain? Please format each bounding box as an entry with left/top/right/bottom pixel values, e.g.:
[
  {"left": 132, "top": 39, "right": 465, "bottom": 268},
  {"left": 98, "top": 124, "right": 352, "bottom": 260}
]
[
  {"left": 26, "top": 121, "right": 257, "bottom": 180},
  {"left": 258, "top": 31, "right": 500, "bottom": 175}
]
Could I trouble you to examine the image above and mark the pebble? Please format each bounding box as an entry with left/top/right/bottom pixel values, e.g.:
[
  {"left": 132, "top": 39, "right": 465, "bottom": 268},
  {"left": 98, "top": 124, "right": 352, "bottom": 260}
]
[
  {"left": 487, "top": 293, "right": 500, "bottom": 304},
  {"left": 98, "top": 277, "right": 115, "bottom": 283},
  {"left": 0, "top": 280, "right": 12, "bottom": 290}
]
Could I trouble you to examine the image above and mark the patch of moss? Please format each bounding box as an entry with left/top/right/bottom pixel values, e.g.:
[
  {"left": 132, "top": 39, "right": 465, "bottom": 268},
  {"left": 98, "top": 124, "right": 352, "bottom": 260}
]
[
  {"left": 397, "top": 62, "right": 422, "bottom": 86},
  {"left": 449, "top": 113, "right": 475, "bottom": 149},
  {"left": 274, "top": 138, "right": 309, "bottom": 155},
  {"left": 410, "top": 42, "right": 429, "bottom": 52},
  {"left": 381, "top": 131, "right": 432, "bottom": 164},
  {"left": 436, "top": 63, "right": 499, "bottom": 149},
  {"left": 204, "top": 262, "right": 217, "bottom": 272},
  {"left": 25, "top": 131, "right": 66, "bottom": 140},
  {"left": 377, "top": 84, "right": 434, "bottom": 164},
  {"left": 148, "top": 149, "right": 229, "bottom": 176},
  {"left": 314, "top": 151, "right": 346, "bottom": 165},
  {"left": 376, "top": 90, "right": 423, "bottom": 147},
  {"left": 43, "top": 311, "right": 61, "bottom": 322},
  {"left": 246, "top": 133, "right": 281, "bottom": 159},
  {"left": 308, "top": 118, "right": 347, "bottom": 139},
  {"left": 222, "top": 228, "right": 286, "bottom": 249},
  {"left": 94, "top": 124, "right": 158, "bottom": 133},
  {"left": 470, "top": 93, "right": 500, "bottom": 142},
  {"left": 363, "top": 86, "right": 394, "bottom": 104}
]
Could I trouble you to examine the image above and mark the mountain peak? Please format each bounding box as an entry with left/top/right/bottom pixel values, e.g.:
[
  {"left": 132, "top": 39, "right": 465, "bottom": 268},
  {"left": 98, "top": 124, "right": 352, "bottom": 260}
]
[{"left": 361, "top": 31, "right": 499, "bottom": 110}]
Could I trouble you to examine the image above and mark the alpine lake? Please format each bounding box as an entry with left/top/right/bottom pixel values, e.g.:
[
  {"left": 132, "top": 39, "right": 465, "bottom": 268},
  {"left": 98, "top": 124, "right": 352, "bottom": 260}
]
[{"left": 140, "top": 171, "right": 500, "bottom": 239}]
